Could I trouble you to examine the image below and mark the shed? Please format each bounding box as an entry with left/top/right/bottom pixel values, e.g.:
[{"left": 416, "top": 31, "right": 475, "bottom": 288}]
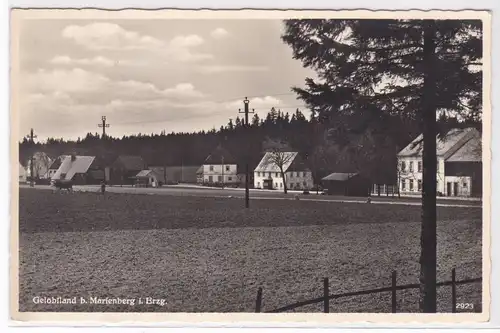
[
  {"left": 321, "top": 172, "right": 371, "bottom": 197},
  {"left": 133, "top": 169, "right": 163, "bottom": 188}
]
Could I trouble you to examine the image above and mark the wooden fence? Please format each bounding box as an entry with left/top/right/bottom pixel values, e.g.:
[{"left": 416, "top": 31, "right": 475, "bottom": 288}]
[{"left": 255, "top": 268, "right": 481, "bottom": 313}]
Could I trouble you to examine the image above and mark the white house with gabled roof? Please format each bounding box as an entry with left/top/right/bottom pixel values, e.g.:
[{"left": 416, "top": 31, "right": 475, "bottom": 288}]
[
  {"left": 253, "top": 152, "right": 313, "bottom": 191},
  {"left": 396, "top": 127, "right": 481, "bottom": 197}
]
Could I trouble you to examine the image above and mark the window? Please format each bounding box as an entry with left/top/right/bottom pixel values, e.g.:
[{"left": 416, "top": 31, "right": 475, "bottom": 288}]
[
  {"left": 401, "top": 161, "right": 406, "bottom": 172},
  {"left": 275, "top": 183, "right": 278, "bottom": 188},
  {"left": 226, "top": 165, "right": 230, "bottom": 172},
  {"left": 208, "top": 176, "right": 213, "bottom": 182},
  {"left": 275, "top": 172, "right": 279, "bottom": 177},
  {"left": 417, "top": 161, "right": 422, "bottom": 172},
  {"left": 218, "top": 176, "right": 222, "bottom": 182},
  {"left": 409, "top": 179, "right": 414, "bottom": 191},
  {"left": 209, "top": 165, "right": 214, "bottom": 171},
  {"left": 401, "top": 179, "right": 406, "bottom": 190},
  {"left": 269, "top": 172, "right": 272, "bottom": 177},
  {"left": 257, "top": 182, "right": 260, "bottom": 187},
  {"left": 303, "top": 181, "right": 307, "bottom": 186},
  {"left": 257, "top": 172, "right": 260, "bottom": 177},
  {"left": 290, "top": 172, "right": 293, "bottom": 178},
  {"left": 409, "top": 161, "right": 413, "bottom": 172},
  {"left": 228, "top": 176, "right": 232, "bottom": 181},
  {"left": 463, "top": 182, "right": 468, "bottom": 188},
  {"left": 418, "top": 179, "right": 422, "bottom": 191}
]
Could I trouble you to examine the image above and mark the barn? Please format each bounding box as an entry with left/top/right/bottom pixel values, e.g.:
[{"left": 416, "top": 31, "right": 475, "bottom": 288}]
[{"left": 321, "top": 172, "right": 371, "bottom": 197}]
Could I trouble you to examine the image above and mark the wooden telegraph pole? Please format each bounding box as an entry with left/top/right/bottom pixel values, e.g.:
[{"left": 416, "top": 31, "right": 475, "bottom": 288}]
[
  {"left": 27, "top": 128, "right": 37, "bottom": 187},
  {"left": 98, "top": 116, "right": 110, "bottom": 139},
  {"left": 239, "top": 97, "right": 254, "bottom": 209}
]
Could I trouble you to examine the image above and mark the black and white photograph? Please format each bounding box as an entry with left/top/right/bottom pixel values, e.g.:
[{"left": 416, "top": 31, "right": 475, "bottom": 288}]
[{"left": 10, "top": 9, "right": 490, "bottom": 322}]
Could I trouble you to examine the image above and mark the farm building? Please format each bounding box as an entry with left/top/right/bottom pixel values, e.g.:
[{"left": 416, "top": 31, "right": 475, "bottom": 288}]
[
  {"left": 394, "top": 127, "right": 482, "bottom": 197},
  {"left": 51, "top": 155, "right": 104, "bottom": 185},
  {"left": 132, "top": 169, "right": 164, "bottom": 188},
  {"left": 197, "top": 146, "right": 239, "bottom": 186},
  {"left": 107, "top": 155, "right": 147, "bottom": 185},
  {"left": 46, "top": 157, "right": 62, "bottom": 179},
  {"left": 322, "top": 173, "right": 371, "bottom": 197},
  {"left": 149, "top": 165, "right": 200, "bottom": 184},
  {"left": 254, "top": 152, "right": 313, "bottom": 190}
]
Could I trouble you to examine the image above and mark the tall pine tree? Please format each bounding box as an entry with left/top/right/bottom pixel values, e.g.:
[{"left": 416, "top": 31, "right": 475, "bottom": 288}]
[{"left": 282, "top": 19, "right": 482, "bottom": 312}]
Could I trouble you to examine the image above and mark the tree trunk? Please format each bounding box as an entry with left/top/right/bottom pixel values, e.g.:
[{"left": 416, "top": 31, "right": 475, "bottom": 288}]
[
  {"left": 280, "top": 168, "right": 287, "bottom": 194},
  {"left": 419, "top": 20, "right": 438, "bottom": 313}
]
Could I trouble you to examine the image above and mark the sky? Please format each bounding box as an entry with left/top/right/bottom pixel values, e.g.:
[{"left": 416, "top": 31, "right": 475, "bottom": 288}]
[{"left": 17, "top": 19, "right": 316, "bottom": 141}]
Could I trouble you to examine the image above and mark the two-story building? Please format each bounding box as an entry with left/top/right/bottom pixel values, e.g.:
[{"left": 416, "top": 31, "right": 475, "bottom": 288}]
[
  {"left": 197, "top": 146, "right": 239, "bottom": 186},
  {"left": 396, "top": 127, "right": 481, "bottom": 197},
  {"left": 253, "top": 152, "right": 313, "bottom": 191}
]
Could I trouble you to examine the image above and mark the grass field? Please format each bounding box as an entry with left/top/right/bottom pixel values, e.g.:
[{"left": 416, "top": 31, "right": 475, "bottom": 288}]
[{"left": 18, "top": 188, "right": 483, "bottom": 313}]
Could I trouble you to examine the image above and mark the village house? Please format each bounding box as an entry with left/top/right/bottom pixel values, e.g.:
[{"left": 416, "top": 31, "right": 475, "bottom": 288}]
[
  {"left": 107, "top": 155, "right": 147, "bottom": 185},
  {"left": 46, "top": 156, "right": 62, "bottom": 179},
  {"left": 51, "top": 154, "right": 104, "bottom": 185},
  {"left": 394, "top": 127, "right": 482, "bottom": 197},
  {"left": 253, "top": 152, "right": 313, "bottom": 190},
  {"left": 19, "top": 162, "right": 27, "bottom": 183},
  {"left": 197, "top": 146, "right": 238, "bottom": 186}
]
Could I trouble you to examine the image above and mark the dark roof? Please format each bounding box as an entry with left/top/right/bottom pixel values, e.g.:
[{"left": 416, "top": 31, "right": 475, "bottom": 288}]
[
  {"left": 287, "top": 154, "right": 310, "bottom": 172},
  {"left": 48, "top": 157, "right": 62, "bottom": 170},
  {"left": 114, "top": 155, "right": 146, "bottom": 170},
  {"left": 203, "top": 146, "right": 237, "bottom": 165},
  {"left": 322, "top": 172, "right": 359, "bottom": 181}
]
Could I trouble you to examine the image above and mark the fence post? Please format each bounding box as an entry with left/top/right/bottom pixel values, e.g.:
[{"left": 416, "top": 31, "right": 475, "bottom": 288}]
[
  {"left": 255, "top": 287, "right": 263, "bottom": 313},
  {"left": 451, "top": 268, "right": 457, "bottom": 313},
  {"left": 391, "top": 271, "right": 397, "bottom": 313},
  {"left": 324, "top": 278, "right": 330, "bottom": 313}
]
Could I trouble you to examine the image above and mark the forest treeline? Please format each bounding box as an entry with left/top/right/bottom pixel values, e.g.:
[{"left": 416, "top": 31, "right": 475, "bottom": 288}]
[{"left": 19, "top": 107, "right": 478, "bottom": 184}]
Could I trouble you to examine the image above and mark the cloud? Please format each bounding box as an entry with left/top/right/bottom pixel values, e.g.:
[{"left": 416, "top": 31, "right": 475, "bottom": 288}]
[
  {"left": 22, "top": 68, "right": 206, "bottom": 105},
  {"left": 62, "top": 23, "right": 163, "bottom": 50},
  {"left": 50, "top": 55, "right": 115, "bottom": 67},
  {"left": 210, "top": 28, "right": 229, "bottom": 39},
  {"left": 61, "top": 23, "right": 213, "bottom": 62},
  {"left": 196, "top": 65, "right": 269, "bottom": 74}
]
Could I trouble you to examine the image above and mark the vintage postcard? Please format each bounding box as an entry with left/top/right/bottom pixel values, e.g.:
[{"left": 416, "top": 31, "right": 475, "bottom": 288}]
[{"left": 10, "top": 8, "right": 491, "bottom": 325}]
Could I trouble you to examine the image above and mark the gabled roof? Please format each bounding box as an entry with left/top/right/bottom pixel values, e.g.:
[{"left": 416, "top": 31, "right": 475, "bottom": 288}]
[
  {"left": 114, "top": 155, "right": 146, "bottom": 170},
  {"left": 203, "top": 146, "right": 237, "bottom": 165},
  {"left": 134, "top": 169, "right": 164, "bottom": 182},
  {"left": 51, "top": 155, "right": 96, "bottom": 180},
  {"left": 446, "top": 136, "right": 482, "bottom": 162},
  {"left": 254, "top": 152, "right": 298, "bottom": 173},
  {"left": 322, "top": 172, "right": 358, "bottom": 181},
  {"left": 397, "top": 127, "right": 481, "bottom": 158}
]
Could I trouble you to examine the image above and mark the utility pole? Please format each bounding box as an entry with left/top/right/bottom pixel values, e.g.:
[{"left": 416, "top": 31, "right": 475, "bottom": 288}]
[
  {"left": 239, "top": 97, "right": 254, "bottom": 209},
  {"left": 98, "top": 116, "right": 110, "bottom": 139},
  {"left": 27, "top": 128, "right": 37, "bottom": 187},
  {"left": 221, "top": 155, "right": 225, "bottom": 189}
]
